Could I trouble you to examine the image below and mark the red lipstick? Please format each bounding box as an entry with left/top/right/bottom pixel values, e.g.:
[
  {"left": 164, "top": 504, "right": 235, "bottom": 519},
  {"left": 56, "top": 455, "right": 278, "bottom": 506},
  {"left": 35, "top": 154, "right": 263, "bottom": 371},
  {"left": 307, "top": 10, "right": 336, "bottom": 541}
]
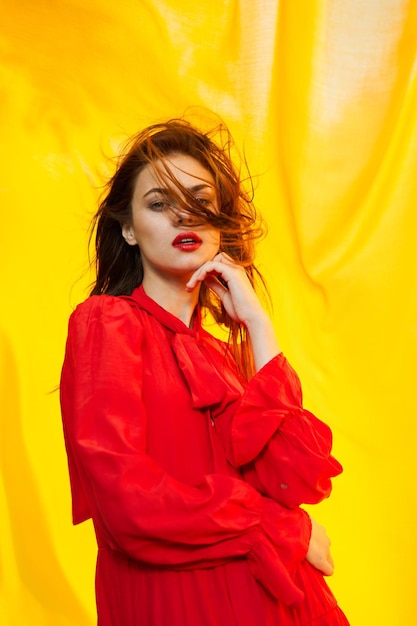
[{"left": 172, "top": 232, "right": 202, "bottom": 252}]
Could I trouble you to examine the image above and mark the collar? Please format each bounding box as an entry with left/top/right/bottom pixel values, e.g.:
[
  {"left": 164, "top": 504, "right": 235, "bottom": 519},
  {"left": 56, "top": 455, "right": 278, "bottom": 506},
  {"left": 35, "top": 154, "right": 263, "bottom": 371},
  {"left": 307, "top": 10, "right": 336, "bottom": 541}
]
[{"left": 121, "top": 284, "right": 201, "bottom": 336}]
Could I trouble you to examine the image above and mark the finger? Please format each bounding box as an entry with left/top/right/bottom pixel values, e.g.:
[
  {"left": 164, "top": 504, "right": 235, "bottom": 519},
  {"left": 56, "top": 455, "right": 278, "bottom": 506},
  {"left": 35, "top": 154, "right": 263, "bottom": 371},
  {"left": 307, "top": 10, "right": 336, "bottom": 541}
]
[
  {"left": 328, "top": 553, "right": 335, "bottom": 571},
  {"left": 324, "top": 561, "right": 334, "bottom": 576},
  {"left": 186, "top": 268, "right": 219, "bottom": 292},
  {"left": 214, "top": 252, "right": 237, "bottom": 266},
  {"left": 204, "top": 274, "right": 229, "bottom": 299},
  {"left": 319, "top": 557, "right": 334, "bottom": 577},
  {"left": 185, "top": 264, "right": 212, "bottom": 290},
  {"left": 186, "top": 261, "right": 230, "bottom": 290}
]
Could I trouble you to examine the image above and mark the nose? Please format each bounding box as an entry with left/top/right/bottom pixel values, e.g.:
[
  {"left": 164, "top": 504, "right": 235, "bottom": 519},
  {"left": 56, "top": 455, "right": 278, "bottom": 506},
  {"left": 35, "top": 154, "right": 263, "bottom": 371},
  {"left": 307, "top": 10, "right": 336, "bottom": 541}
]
[{"left": 174, "top": 209, "right": 195, "bottom": 226}]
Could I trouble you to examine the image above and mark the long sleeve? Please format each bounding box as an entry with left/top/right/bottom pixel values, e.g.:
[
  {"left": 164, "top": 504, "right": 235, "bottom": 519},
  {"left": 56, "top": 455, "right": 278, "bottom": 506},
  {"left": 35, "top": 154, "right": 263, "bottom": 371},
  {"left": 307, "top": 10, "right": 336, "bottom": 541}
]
[
  {"left": 60, "top": 296, "right": 310, "bottom": 605},
  {"left": 213, "top": 353, "right": 343, "bottom": 508}
]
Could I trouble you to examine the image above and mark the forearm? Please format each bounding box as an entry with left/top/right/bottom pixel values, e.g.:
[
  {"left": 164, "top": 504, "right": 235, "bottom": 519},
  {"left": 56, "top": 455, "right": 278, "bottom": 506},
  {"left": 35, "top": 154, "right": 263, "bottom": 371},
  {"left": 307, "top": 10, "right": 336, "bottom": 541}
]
[{"left": 245, "top": 310, "right": 281, "bottom": 373}]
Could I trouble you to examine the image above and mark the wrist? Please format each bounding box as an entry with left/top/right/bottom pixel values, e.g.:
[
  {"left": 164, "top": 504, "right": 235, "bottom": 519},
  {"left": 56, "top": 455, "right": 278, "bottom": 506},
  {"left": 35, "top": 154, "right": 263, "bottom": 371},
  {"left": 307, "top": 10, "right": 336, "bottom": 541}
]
[
  {"left": 245, "top": 313, "right": 281, "bottom": 372},
  {"left": 244, "top": 308, "right": 273, "bottom": 334}
]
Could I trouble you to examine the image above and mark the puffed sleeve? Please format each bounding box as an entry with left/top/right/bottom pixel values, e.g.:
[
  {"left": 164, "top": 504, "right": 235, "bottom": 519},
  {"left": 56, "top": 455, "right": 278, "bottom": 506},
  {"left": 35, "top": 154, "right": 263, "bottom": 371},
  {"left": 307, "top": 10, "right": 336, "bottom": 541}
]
[
  {"left": 60, "top": 296, "right": 311, "bottom": 605},
  {"left": 213, "top": 353, "right": 343, "bottom": 508}
]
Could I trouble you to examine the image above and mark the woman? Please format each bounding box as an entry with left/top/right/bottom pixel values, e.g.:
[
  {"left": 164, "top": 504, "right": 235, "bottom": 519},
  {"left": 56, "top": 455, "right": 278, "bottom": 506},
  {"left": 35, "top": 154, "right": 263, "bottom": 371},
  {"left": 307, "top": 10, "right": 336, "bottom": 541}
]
[{"left": 60, "top": 118, "right": 349, "bottom": 625}]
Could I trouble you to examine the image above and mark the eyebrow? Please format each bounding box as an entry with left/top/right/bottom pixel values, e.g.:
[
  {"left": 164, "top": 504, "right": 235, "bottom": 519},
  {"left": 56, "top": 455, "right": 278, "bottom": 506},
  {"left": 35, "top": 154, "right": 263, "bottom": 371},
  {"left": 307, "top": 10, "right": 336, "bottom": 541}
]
[{"left": 143, "top": 184, "right": 214, "bottom": 199}]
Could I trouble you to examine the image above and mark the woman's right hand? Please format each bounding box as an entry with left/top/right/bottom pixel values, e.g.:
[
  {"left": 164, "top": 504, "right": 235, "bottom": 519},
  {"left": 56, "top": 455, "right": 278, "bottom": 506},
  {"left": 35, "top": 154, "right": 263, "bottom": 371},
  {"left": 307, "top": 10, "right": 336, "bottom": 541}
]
[
  {"left": 186, "top": 253, "right": 281, "bottom": 372},
  {"left": 306, "top": 517, "right": 334, "bottom": 575}
]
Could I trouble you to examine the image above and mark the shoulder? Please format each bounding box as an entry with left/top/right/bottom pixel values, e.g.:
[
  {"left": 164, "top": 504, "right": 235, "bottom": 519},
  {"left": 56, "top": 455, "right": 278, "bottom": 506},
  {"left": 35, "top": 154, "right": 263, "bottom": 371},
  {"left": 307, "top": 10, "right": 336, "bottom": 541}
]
[
  {"left": 62, "top": 296, "right": 145, "bottom": 385},
  {"left": 70, "top": 294, "right": 137, "bottom": 324},
  {"left": 67, "top": 295, "right": 144, "bottom": 346}
]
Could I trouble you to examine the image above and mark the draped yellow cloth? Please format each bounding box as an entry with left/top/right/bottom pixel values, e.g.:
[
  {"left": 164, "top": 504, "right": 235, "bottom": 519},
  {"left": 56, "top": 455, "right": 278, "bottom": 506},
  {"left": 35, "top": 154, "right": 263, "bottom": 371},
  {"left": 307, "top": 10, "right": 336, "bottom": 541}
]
[{"left": 1, "top": 1, "right": 416, "bottom": 624}]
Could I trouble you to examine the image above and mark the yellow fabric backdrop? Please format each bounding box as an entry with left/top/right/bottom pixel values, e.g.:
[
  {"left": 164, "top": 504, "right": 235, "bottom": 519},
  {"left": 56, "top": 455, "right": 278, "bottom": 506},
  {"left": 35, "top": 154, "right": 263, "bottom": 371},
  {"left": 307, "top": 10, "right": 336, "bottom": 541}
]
[{"left": 1, "top": 1, "right": 416, "bottom": 624}]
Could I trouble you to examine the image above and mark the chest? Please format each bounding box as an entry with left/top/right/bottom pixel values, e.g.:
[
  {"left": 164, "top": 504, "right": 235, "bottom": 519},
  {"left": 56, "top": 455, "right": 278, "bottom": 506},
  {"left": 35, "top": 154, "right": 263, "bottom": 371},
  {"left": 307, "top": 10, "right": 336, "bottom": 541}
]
[{"left": 139, "top": 323, "right": 233, "bottom": 482}]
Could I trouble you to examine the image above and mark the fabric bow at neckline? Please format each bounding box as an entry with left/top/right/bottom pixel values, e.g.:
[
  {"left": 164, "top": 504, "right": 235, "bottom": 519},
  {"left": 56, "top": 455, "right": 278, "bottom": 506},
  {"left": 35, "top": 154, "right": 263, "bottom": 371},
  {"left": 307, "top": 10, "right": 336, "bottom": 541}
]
[
  {"left": 121, "top": 285, "right": 240, "bottom": 410},
  {"left": 170, "top": 333, "right": 231, "bottom": 409}
]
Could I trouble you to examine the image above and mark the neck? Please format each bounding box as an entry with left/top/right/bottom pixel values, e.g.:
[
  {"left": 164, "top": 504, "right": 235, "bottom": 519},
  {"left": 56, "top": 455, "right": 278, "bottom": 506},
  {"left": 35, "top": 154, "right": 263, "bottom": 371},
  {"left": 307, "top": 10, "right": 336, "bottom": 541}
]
[{"left": 142, "top": 274, "right": 200, "bottom": 327}]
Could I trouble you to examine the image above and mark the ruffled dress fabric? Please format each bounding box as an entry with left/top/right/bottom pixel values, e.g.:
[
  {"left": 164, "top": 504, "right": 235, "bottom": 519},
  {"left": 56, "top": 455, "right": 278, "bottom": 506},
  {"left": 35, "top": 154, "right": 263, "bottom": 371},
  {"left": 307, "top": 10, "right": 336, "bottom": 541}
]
[{"left": 60, "top": 285, "right": 349, "bottom": 625}]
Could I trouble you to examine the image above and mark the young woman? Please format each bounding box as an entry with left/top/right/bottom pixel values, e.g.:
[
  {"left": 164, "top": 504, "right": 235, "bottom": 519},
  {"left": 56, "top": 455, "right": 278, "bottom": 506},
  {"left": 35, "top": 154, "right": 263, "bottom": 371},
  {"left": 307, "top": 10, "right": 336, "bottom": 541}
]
[{"left": 60, "top": 118, "right": 349, "bottom": 625}]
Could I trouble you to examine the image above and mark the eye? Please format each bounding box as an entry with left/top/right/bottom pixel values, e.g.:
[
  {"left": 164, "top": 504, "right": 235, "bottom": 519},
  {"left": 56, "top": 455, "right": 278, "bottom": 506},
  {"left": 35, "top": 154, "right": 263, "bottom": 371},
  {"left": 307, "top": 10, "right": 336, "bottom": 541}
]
[
  {"left": 195, "top": 197, "right": 212, "bottom": 207},
  {"left": 149, "top": 200, "right": 168, "bottom": 211},
  {"left": 194, "top": 196, "right": 219, "bottom": 214}
]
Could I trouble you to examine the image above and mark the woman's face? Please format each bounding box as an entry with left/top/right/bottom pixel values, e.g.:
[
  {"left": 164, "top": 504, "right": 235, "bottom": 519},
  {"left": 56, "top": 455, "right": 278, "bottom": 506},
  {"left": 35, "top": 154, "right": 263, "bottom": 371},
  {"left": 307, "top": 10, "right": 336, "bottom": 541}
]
[{"left": 123, "top": 153, "right": 221, "bottom": 283}]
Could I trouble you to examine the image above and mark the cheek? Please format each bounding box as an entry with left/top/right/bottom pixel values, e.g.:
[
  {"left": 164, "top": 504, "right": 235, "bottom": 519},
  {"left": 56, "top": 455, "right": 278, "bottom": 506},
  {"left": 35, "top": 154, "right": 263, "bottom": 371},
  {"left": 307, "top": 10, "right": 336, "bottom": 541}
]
[
  {"left": 132, "top": 215, "right": 166, "bottom": 246},
  {"left": 210, "top": 229, "right": 221, "bottom": 247}
]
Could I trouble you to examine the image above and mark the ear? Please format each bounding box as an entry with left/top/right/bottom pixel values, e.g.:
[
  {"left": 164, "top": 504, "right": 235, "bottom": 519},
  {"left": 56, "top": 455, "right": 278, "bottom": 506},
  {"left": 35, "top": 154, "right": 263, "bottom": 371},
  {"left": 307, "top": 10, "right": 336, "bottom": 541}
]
[{"left": 122, "top": 224, "right": 137, "bottom": 246}]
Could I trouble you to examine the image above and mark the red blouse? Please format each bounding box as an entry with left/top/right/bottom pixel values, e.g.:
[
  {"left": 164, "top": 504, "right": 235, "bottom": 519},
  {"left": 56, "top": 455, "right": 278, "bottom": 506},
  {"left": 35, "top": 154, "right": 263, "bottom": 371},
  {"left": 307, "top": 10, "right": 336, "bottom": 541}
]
[{"left": 60, "top": 286, "right": 348, "bottom": 626}]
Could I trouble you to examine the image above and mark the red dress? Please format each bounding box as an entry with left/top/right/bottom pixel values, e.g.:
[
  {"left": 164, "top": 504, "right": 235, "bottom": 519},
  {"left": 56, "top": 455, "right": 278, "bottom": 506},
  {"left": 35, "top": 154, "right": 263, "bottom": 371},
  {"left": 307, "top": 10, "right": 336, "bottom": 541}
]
[{"left": 60, "top": 285, "right": 349, "bottom": 625}]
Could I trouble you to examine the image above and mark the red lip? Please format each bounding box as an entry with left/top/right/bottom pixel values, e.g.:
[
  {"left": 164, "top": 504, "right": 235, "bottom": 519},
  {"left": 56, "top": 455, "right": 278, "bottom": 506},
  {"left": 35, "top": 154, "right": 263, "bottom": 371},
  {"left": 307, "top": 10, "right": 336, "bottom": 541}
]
[{"left": 172, "top": 232, "right": 202, "bottom": 247}]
